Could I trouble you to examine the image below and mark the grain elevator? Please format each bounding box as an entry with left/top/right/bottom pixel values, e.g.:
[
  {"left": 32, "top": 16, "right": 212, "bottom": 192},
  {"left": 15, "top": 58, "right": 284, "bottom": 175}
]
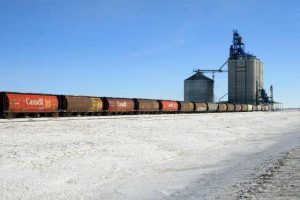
[
  {"left": 183, "top": 30, "right": 279, "bottom": 109},
  {"left": 228, "top": 30, "right": 264, "bottom": 104}
]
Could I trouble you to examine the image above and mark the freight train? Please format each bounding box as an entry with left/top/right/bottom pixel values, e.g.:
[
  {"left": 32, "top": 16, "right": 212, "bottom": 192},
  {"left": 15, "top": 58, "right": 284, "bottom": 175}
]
[{"left": 0, "top": 91, "right": 269, "bottom": 118}]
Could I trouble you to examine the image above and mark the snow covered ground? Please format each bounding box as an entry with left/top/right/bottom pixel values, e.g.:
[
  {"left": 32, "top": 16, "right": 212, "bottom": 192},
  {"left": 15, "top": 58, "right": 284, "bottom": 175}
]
[
  {"left": 223, "top": 146, "right": 300, "bottom": 199},
  {"left": 0, "top": 110, "right": 299, "bottom": 200}
]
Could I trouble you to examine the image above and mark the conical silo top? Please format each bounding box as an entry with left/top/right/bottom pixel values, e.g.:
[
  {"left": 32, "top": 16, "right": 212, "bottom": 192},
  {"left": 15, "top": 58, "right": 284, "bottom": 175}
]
[{"left": 185, "top": 72, "right": 213, "bottom": 82}]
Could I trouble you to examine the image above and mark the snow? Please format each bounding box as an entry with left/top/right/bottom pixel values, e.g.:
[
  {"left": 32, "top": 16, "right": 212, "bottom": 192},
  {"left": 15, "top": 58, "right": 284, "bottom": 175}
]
[
  {"left": 222, "top": 147, "right": 300, "bottom": 199},
  {"left": 0, "top": 111, "right": 300, "bottom": 199}
]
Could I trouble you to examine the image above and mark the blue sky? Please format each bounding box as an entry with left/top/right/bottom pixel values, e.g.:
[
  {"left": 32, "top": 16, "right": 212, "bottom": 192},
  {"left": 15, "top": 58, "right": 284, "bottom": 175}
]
[{"left": 0, "top": 0, "right": 299, "bottom": 107}]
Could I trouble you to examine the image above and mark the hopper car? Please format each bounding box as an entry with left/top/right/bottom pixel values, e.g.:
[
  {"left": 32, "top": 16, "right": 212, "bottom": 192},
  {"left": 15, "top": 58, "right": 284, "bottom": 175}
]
[
  {"left": 0, "top": 91, "right": 269, "bottom": 118},
  {"left": 194, "top": 103, "right": 207, "bottom": 112},
  {"left": 158, "top": 100, "right": 179, "bottom": 113},
  {"left": 226, "top": 104, "right": 235, "bottom": 112},
  {"left": 241, "top": 104, "right": 248, "bottom": 112},
  {"left": 217, "top": 104, "right": 227, "bottom": 112},
  {"left": 207, "top": 103, "right": 218, "bottom": 112},
  {"left": 60, "top": 95, "right": 103, "bottom": 116},
  {"left": 0, "top": 92, "right": 59, "bottom": 118},
  {"left": 178, "top": 101, "right": 194, "bottom": 113},
  {"left": 102, "top": 97, "right": 135, "bottom": 114},
  {"left": 133, "top": 98, "right": 159, "bottom": 114}
]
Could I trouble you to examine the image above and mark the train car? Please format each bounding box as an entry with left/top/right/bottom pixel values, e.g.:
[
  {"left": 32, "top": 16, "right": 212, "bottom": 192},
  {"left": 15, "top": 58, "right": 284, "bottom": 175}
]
[
  {"left": 133, "top": 99, "right": 159, "bottom": 113},
  {"left": 268, "top": 104, "right": 274, "bottom": 111},
  {"left": 226, "top": 104, "right": 235, "bottom": 112},
  {"left": 60, "top": 96, "right": 102, "bottom": 115},
  {"left": 207, "top": 103, "right": 218, "bottom": 112},
  {"left": 0, "top": 94, "right": 3, "bottom": 116},
  {"left": 241, "top": 104, "right": 248, "bottom": 112},
  {"left": 158, "top": 100, "right": 179, "bottom": 112},
  {"left": 0, "top": 92, "right": 58, "bottom": 118},
  {"left": 194, "top": 103, "right": 207, "bottom": 112},
  {"left": 257, "top": 105, "right": 262, "bottom": 111},
  {"left": 217, "top": 104, "right": 227, "bottom": 112},
  {"left": 253, "top": 105, "right": 258, "bottom": 111},
  {"left": 178, "top": 101, "right": 194, "bottom": 112},
  {"left": 262, "top": 105, "right": 269, "bottom": 111},
  {"left": 247, "top": 104, "right": 253, "bottom": 112},
  {"left": 102, "top": 98, "right": 135, "bottom": 113},
  {"left": 234, "top": 104, "right": 242, "bottom": 112}
]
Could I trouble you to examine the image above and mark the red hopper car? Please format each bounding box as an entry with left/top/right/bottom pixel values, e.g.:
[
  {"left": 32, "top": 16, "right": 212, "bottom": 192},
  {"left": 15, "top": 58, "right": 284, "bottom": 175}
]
[
  {"left": 158, "top": 100, "right": 179, "bottom": 112},
  {"left": 0, "top": 92, "right": 59, "bottom": 117}
]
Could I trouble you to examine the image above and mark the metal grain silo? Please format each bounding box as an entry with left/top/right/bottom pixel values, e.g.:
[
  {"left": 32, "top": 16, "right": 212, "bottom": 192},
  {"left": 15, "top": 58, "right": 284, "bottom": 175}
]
[
  {"left": 228, "top": 58, "right": 264, "bottom": 104},
  {"left": 184, "top": 72, "right": 214, "bottom": 102},
  {"left": 228, "top": 30, "right": 264, "bottom": 104}
]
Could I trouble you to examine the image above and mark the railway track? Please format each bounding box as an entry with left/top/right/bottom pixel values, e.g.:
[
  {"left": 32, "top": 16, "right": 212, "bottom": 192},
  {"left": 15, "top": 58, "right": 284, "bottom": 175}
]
[{"left": 0, "top": 112, "right": 216, "bottom": 124}]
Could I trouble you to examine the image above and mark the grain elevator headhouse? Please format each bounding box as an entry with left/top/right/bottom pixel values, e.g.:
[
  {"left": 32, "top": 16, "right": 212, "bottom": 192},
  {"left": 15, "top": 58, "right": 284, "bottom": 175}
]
[{"left": 228, "top": 30, "right": 264, "bottom": 104}]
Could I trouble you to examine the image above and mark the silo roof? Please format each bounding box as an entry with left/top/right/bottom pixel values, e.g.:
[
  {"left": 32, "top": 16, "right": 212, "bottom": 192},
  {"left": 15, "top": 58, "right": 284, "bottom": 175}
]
[{"left": 185, "top": 72, "right": 213, "bottom": 82}]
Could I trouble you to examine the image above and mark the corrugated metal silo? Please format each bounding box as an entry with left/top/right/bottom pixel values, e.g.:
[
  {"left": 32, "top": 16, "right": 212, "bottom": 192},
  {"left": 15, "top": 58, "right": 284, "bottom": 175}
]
[
  {"left": 184, "top": 72, "right": 214, "bottom": 102},
  {"left": 228, "top": 58, "right": 264, "bottom": 104},
  {"left": 228, "top": 30, "right": 265, "bottom": 104}
]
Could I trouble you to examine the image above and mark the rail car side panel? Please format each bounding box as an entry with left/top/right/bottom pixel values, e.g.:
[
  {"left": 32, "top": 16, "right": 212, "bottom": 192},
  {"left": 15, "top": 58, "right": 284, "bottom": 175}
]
[
  {"left": 61, "top": 96, "right": 102, "bottom": 112},
  {"left": 218, "top": 104, "right": 227, "bottom": 112},
  {"left": 257, "top": 105, "right": 262, "bottom": 111},
  {"left": 133, "top": 99, "right": 159, "bottom": 111},
  {"left": 262, "top": 105, "right": 269, "bottom": 111},
  {"left": 241, "top": 104, "right": 248, "bottom": 112},
  {"left": 247, "top": 104, "right": 253, "bottom": 112},
  {"left": 159, "top": 100, "right": 179, "bottom": 111},
  {"left": 178, "top": 101, "right": 194, "bottom": 112},
  {"left": 4, "top": 93, "right": 58, "bottom": 113},
  {"left": 103, "top": 98, "right": 135, "bottom": 112},
  {"left": 194, "top": 103, "right": 207, "bottom": 112},
  {"left": 207, "top": 103, "right": 218, "bottom": 112},
  {"left": 0, "top": 93, "right": 3, "bottom": 114},
  {"left": 226, "top": 104, "right": 235, "bottom": 112},
  {"left": 234, "top": 104, "right": 242, "bottom": 112},
  {"left": 253, "top": 105, "right": 257, "bottom": 111}
]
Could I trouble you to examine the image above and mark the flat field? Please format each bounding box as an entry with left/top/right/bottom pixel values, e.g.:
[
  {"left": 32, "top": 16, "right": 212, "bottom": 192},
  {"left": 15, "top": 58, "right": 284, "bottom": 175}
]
[{"left": 0, "top": 110, "right": 299, "bottom": 199}]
